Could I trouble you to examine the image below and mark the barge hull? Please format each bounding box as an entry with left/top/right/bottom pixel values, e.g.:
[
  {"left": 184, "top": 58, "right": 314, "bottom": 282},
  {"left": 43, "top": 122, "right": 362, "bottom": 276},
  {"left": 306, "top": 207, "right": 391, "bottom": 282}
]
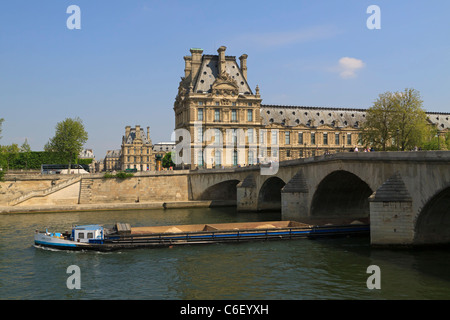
[
  {"left": 93, "top": 224, "right": 369, "bottom": 251},
  {"left": 34, "top": 221, "right": 370, "bottom": 251}
]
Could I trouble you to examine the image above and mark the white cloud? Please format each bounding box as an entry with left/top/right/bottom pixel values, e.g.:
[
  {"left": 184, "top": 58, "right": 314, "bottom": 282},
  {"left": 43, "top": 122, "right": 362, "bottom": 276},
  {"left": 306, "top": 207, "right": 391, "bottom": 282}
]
[{"left": 337, "top": 57, "right": 365, "bottom": 79}]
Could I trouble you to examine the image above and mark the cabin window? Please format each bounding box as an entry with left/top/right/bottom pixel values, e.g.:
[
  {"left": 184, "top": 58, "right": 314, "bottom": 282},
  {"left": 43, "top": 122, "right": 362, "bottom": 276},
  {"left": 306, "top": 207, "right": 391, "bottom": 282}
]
[
  {"left": 87, "top": 232, "right": 94, "bottom": 239},
  {"left": 78, "top": 232, "right": 84, "bottom": 239}
]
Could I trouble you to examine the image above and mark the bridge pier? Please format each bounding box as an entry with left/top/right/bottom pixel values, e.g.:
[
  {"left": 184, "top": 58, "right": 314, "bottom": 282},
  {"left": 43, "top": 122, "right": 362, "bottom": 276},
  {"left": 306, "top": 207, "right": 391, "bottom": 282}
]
[
  {"left": 369, "top": 173, "right": 415, "bottom": 246},
  {"left": 281, "top": 171, "right": 310, "bottom": 221},
  {"left": 236, "top": 175, "right": 258, "bottom": 212}
]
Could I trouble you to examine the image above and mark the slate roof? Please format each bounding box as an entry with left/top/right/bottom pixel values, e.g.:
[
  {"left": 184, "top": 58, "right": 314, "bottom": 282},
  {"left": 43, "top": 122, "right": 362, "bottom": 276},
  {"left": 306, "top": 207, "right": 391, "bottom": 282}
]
[
  {"left": 427, "top": 112, "right": 450, "bottom": 130},
  {"left": 193, "top": 55, "right": 253, "bottom": 95},
  {"left": 261, "top": 105, "right": 450, "bottom": 130},
  {"left": 261, "top": 105, "right": 367, "bottom": 129},
  {"left": 124, "top": 128, "right": 151, "bottom": 145},
  {"left": 105, "top": 149, "right": 121, "bottom": 158}
]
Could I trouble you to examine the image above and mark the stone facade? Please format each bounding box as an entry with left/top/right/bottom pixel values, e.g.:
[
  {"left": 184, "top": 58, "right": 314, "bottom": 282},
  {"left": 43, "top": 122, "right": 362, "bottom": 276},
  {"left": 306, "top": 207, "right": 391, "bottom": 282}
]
[
  {"left": 104, "top": 149, "right": 121, "bottom": 171},
  {"left": 174, "top": 46, "right": 450, "bottom": 168},
  {"left": 105, "top": 127, "right": 177, "bottom": 172},
  {"left": 174, "top": 46, "right": 262, "bottom": 168},
  {"left": 153, "top": 142, "right": 175, "bottom": 158},
  {"left": 120, "top": 125, "right": 154, "bottom": 171}
]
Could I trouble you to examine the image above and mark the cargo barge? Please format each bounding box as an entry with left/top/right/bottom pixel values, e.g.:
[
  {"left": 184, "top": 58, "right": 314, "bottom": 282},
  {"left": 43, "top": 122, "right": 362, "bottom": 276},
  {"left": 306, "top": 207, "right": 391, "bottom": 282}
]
[{"left": 34, "top": 220, "right": 369, "bottom": 251}]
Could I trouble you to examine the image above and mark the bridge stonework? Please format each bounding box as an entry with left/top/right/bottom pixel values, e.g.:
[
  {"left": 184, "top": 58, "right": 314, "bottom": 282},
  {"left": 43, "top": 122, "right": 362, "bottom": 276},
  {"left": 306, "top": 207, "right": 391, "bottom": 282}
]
[{"left": 188, "top": 151, "right": 450, "bottom": 246}]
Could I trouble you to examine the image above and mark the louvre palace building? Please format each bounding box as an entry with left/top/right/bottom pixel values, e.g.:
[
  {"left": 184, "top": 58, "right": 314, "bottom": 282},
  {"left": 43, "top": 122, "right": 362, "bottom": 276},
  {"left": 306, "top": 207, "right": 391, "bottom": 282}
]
[{"left": 173, "top": 46, "right": 449, "bottom": 169}]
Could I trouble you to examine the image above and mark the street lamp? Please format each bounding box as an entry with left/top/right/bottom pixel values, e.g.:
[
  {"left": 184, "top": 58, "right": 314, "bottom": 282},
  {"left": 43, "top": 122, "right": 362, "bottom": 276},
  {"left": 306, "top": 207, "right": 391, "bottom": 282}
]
[{"left": 136, "top": 178, "right": 140, "bottom": 203}]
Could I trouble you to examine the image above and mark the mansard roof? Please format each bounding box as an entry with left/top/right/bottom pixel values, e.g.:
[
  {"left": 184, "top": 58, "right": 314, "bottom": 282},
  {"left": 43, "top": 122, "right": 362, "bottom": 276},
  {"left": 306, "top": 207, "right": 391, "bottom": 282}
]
[
  {"left": 124, "top": 127, "right": 152, "bottom": 145},
  {"left": 261, "top": 104, "right": 450, "bottom": 130},
  {"left": 426, "top": 112, "right": 450, "bottom": 130},
  {"left": 193, "top": 55, "right": 253, "bottom": 95},
  {"left": 105, "top": 149, "right": 121, "bottom": 158},
  {"left": 260, "top": 105, "right": 367, "bottom": 129}
]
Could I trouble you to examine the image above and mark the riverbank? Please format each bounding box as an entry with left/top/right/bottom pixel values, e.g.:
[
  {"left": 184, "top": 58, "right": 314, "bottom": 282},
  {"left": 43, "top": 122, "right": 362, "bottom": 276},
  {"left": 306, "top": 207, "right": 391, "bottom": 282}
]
[{"left": 0, "top": 200, "right": 236, "bottom": 214}]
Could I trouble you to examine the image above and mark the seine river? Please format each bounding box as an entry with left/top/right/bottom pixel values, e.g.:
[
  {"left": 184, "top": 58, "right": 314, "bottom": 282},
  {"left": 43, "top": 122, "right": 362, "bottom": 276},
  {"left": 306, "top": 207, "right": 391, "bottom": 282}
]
[{"left": 1, "top": 207, "right": 449, "bottom": 301}]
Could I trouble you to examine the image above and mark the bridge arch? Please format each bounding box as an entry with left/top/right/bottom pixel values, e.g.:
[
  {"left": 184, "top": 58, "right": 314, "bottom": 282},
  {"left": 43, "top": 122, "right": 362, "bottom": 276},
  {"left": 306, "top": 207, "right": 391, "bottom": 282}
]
[
  {"left": 415, "top": 185, "right": 450, "bottom": 245},
  {"left": 199, "top": 179, "right": 240, "bottom": 201},
  {"left": 257, "top": 177, "right": 286, "bottom": 211},
  {"left": 311, "top": 170, "right": 373, "bottom": 219}
]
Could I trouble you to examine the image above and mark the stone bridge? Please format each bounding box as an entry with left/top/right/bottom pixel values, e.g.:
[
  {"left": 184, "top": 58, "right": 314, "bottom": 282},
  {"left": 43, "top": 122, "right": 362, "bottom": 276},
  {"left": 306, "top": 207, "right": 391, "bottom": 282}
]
[{"left": 188, "top": 151, "right": 450, "bottom": 246}]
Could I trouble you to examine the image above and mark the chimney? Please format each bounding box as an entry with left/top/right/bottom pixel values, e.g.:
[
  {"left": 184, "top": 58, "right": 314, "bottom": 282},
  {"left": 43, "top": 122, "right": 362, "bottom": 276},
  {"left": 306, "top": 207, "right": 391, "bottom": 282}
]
[
  {"left": 135, "top": 125, "right": 141, "bottom": 141},
  {"left": 125, "top": 126, "right": 131, "bottom": 138},
  {"left": 218, "top": 46, "right": 227, "bottom": 74},
  {"left": 190, "top": 48, "right": 203, "bottom": 84},
  {"left": 147, "top": 126, "right": 150, "bottom": 141},
  {"left": 184, "top": 56, "right": 192, "bottom": 78},
  {"left": 239, "top": 54, "right": 248, "bottom": 80}
]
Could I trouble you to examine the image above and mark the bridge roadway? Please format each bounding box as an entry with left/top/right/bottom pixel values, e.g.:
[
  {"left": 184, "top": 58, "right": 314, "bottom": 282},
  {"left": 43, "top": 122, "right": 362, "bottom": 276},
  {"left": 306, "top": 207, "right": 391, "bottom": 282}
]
[{"left": 188, "top": 151, "right": 450, "bottom": 246}]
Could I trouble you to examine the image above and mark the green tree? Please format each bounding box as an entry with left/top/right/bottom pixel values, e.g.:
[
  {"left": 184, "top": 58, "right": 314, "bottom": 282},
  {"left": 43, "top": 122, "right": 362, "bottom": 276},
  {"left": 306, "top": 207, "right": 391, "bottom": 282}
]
[
  {"left": 20, "top": 138, "right": 32, "bottom": 169},
  {"left": 392, "top": 88, "right": 428, "bottom": 151},
  {"left": 45, "top": 117, "right": 88, "bottom": 172},
  {"left": 361, "top": 91, "right": 397, "bottom": 151},
  {"left": 1, "top": 144, "right": 20, "bottom": 170},
  {"left": 162, "top": 152, "right": 175, "bottom": 168},
  {"left": 361, "top": 88, "right": 429, "bottom": 151},
  {"left": 422, "top": 129, "right": 449, "bottom": 150}
]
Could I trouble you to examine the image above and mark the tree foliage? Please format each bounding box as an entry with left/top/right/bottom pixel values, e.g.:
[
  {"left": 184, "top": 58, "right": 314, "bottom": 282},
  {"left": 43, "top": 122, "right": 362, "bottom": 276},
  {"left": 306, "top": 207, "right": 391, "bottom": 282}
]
[
  {"left": 162, "top": 152, "right": 175, "bottom": 168},
  {"left": 20, "top": 139, "right": 32, "bottom": 169},
  {"left": 361, "top": 88, "right": 430, "bottom": 151},
  {"left": 45, "top": 117, "right": 88, "bottom": 169},
  {"left": 0, "top": 144, "right": 19, "bottom": 170}
]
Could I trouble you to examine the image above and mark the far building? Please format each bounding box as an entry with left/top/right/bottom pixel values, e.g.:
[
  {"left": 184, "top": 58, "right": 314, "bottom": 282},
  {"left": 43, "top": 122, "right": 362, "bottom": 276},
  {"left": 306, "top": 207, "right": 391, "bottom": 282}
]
[
  {"left": 104, "top": 149, "right": 121, "bottom": 171},
  {"left": 121, "top": 125, "right": 155, "bottom": 171},
  {"left": 153, "top": 142, "right": 175, "bottom": 157},
  {"left": 103, "top": 127, "right": 176, "bottom": 172}
]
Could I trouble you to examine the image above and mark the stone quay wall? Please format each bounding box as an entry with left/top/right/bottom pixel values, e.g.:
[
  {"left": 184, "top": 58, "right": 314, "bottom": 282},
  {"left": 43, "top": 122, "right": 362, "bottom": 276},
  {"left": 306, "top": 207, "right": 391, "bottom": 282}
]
[{"left": 0, "top": 171, "right": 190, "bottom": 207}]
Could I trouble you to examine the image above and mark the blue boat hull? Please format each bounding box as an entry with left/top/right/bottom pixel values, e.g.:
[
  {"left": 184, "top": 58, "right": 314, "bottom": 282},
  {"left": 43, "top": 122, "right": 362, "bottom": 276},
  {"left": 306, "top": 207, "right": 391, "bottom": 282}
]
[{"left": 34, "top": 222, "right": 370, "bottom": 252}]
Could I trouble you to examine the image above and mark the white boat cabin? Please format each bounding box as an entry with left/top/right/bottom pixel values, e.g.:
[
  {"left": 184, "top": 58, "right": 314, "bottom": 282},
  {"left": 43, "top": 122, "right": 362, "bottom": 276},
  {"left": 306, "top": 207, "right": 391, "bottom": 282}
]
[{"left": 72, "top": 225, "right": 104, "bottom": 243}]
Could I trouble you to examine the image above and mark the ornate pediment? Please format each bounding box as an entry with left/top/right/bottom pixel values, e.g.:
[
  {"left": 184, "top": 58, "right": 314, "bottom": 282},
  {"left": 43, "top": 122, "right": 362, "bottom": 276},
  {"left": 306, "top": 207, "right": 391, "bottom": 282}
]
[{"left": 211, "top": 71, "right": 239, "bottom": 96}]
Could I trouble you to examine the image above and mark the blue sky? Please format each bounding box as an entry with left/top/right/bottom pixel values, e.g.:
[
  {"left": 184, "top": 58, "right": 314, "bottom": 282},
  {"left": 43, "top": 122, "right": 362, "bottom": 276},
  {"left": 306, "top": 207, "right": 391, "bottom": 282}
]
[{"left": 1, "top": 0, "right": 449, "bottom": 158}]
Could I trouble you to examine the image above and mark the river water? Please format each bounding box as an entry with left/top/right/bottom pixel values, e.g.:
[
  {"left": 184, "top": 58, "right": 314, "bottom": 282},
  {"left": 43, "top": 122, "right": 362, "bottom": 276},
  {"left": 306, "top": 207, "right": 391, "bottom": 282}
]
[{"left": 1, "top": 207, "right": 449, "bottom": 300}]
